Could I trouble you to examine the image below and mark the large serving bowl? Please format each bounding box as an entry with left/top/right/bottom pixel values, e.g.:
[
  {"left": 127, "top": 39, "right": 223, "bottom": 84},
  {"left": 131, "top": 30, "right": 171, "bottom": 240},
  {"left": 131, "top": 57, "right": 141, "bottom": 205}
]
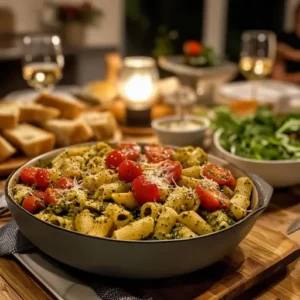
[
  {"left": 213, "top": 130, "right": 300, "bottom": 188},
  {"left": 5, "top": 143, "right": 272, "bottom": 279}
]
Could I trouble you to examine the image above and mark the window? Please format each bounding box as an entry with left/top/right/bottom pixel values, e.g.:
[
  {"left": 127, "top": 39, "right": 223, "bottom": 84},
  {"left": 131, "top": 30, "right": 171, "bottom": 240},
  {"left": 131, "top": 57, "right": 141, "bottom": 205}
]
[{"left": 226, "top": 0, "right": 285, "bottom": 62}]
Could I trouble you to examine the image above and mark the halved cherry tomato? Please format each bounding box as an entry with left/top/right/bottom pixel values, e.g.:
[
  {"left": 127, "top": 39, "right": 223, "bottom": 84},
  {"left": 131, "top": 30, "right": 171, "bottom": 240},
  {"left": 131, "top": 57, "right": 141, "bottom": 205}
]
[
  {"left": 118, "top": 160, "right": 143, "bottom": 182},
  {"left": 158, "top": 160, "right": 182, "bottom": 184},
  {"left": 106, "top": 150, "right": 126, "bottom": 169},
  {"left": 54, "top": 177, "right": 74, "bottom": 189},
  {"left": 196, "top": 181, "right": 230, "bottom": 212},
  {"left": 117, "top": 143, "right": 141, "bottom": 161},
  {"left": 183, "top": 41, "right": 202, "bottom": 55},
  {"left": 144, "top": 144, "right": 174, "bottom": 163},
  {"left": 132, "top": 175, "right": 160, "bottom": 205},
  {"left": 35, "top": 168, "right": 50, "bottom": 190},
  {"left": 32, "top": 190, "right": 45, "bottom": 200},
  {"left": 20, "top": 167, "right": 37, "bottom": 185},
  {"left": 202, "top": 164, "right": 236, "bottom": 187},
  {"left": 22, "top": 196, "right": 45, "bottom": 213},
  {"left": 44, "top": 188, "right": 60, "bottom": 206}
]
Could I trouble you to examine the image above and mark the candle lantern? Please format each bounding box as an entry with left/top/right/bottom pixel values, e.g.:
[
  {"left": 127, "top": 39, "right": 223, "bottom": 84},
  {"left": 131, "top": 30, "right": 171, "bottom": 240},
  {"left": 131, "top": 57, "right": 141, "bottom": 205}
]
[{"left": 118, "top": 57, "right": 158, "bottom": 127}]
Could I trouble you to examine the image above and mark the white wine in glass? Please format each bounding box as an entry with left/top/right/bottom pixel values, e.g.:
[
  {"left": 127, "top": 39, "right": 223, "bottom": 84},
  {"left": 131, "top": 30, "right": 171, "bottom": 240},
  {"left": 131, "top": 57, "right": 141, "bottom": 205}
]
[
  {"left": 239, "top": 30, "right": 276, "bottom": 100},
  {"left": 239, "top": 57, "right": 273, "bottom": 80},
  {"left": 22, "top": 35, "right": 64, "bottom": 93}
]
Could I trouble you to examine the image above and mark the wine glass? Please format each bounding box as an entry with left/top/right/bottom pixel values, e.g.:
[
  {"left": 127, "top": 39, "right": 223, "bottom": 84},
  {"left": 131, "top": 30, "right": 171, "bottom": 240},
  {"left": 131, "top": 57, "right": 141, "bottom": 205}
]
[
  {"left": 22, "top": 34, "right": 64, "bottom": 93},
  {"left": 239, "top": 30, "right": 276, "bottom": 101}
]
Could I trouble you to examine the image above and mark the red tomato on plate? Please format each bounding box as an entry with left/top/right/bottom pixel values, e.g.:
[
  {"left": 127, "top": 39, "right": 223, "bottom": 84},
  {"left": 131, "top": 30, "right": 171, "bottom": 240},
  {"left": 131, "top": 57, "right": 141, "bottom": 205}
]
[
  {"left": 144, "top": 144, "right": 174, "bottom": 163},
  {"left": 44, "top": 188, "right": 60, "bottom": 206},
  {"left": 132, "top": 175, "right": 160, "bottom": 205},
  {"left": 158, "top": 160, "right": 182, "bottom": 184},
  {"left": 54, "top": 177, "right": 74, "bottom": 189},
  {"left": 118, "top": 160, "right": 143, "bottom": 182},
  {"left": 117, "top": 143, "right": 141, "bottom": 161},
  {"left": 196, "top": 181, "right": 230, "bottom": 212},
  {"left": 106, "top": 150, "right": 126, "bottom": 169},
  {"left": 35, "top": 168, "right": 50, "bottom": 190},
  {"left": 20, "top": 167, "right": 37, "bottom": 185},
  {"left": 22, "top": 196, "right": 45, "bottom": 213},
  {"left": 183, "top": 41, "right": 203, "bottom": 55},
  {"left": 202, "top": 164, "right": 236, "bottom": 186}
]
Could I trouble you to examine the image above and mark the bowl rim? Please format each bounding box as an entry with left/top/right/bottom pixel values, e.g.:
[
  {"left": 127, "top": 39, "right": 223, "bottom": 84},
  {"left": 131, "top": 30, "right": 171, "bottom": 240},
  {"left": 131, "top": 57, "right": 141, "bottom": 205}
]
[
  {"left": 5, "top": 141, "right": 267, "bottom": 245},
  {"left": 151, "top": 115, "right": 210, "bottom": 133},
  {"left": 213, "top": 129, "right": 300, "bottom": 164}
]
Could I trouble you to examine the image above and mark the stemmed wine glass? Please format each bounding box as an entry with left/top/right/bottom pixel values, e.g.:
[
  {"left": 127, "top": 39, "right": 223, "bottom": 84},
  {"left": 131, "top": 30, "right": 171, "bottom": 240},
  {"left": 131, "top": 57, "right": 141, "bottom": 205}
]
[
  {"left": 239, "top": 30, "right": 276, "bottom": 100},
  {"left": 22, "top": 34, "right": 64, "bottom": 93}
]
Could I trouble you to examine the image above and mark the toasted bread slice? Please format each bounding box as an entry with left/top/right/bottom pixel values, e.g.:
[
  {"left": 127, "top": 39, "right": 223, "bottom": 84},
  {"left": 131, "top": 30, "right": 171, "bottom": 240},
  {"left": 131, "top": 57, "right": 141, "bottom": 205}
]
[
  {"left": 78, "top": 111, "right": 117, "bottom": 140},
  {"left": 18, "top": 103, "right": 60, "bottom": 123},
  {"left": 3, "top": 124, "right": 55, "bottom": 157},
  {"left": 35, "top": 93, "right": 85, "bottom": 119},
  {"left": 0, "top": 135, "right": 16, "bottom": 162},
  {"left": 41, "top": 119, "right": 93, "bottom": 147},
  {"left": 0, "top": 104, "right": 19, "bottom": 129}
]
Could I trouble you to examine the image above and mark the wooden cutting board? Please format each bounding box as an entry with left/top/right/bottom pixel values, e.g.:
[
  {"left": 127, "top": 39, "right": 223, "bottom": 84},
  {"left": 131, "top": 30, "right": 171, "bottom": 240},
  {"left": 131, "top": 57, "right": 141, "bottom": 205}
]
[{"left": 139, "top": 225, "right": 300, "bottom": 300}]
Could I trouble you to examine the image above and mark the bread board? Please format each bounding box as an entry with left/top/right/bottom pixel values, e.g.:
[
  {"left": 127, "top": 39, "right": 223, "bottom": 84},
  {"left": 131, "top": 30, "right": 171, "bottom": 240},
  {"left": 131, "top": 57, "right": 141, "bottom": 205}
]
[{"left": 0, "top": 156, "right": 28, "bottom": 177}]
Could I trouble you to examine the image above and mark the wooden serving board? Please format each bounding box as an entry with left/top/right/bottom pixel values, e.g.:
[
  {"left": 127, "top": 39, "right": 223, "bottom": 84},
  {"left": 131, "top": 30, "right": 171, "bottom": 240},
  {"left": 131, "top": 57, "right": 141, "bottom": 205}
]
[
  {"left": 141, "top": 225, "right": 299, "bottom": 300},
  {"left": 0, "top": 217, "right": 298, "bottom": 300},
  {"left": 0, "top": 156, "right": 28, "bottom": 177}
]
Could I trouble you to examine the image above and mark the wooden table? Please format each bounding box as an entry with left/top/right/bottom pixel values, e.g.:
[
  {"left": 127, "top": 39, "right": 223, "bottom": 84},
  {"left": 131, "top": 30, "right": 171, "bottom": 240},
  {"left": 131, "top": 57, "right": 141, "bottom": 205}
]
[{"left": 0, "top": 176, "right": 300, "bottom": 299}]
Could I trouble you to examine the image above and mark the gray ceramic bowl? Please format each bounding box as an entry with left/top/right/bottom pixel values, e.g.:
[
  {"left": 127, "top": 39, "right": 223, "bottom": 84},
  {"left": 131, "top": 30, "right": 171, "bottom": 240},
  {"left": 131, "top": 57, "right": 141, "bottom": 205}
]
[
  {"left": 5, "top": 143, "right": 273, "bottom": 279},
  {"left": 151, "top": 115, "right": 210, "bottom": 147}
]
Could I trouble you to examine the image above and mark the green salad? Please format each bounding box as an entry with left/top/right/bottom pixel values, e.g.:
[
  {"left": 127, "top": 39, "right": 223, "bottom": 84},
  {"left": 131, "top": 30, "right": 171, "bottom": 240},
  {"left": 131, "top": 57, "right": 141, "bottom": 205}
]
[{"left": 212, "top": 106, "right": 300, "bottom": 160}]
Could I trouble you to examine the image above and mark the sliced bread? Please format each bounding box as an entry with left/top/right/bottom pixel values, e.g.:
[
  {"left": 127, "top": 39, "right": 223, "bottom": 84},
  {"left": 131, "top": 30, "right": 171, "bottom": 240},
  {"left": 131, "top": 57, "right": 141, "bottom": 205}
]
[
  {"left": 0, "top": 135, "right": 16, "bottom": 162},
  {"left": 18, "top": 103, "right": 60, "bottom": 123},
  {"left": 35, "top": 93, "right": 86, "bottom": 119},
  {"left": 41, "top": 119, "right": 93, "bottom": 147},
  {"left": 0, "top": 104, "right": 19, "bottom": 129},
  {"left": 78, "top": 111, "right": 117, "bottom": 140},
  {"left": 3, "top": 124, "right": 55, "bottom": 157}
]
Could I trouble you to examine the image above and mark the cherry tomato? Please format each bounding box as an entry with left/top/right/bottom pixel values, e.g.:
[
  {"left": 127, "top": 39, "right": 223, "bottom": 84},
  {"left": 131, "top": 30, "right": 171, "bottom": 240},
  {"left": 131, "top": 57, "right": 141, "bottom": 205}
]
[
  {"left": 54, "top": 177, "right": 74, "bottom": 189},
  {"left": 132, "top": 175, "right": 160, "bottom": 205},
  {"left": 35, "top": 168, "right": 50, "bottom": 190},
  {"left": 196, "top": 181, "right": 230, "bottom": 212},
  {"left": 106, "top": 150, "right": 126, "bottom": 169},
  {"left": 117, "top": 143, "right": 141, "bottom": 161},
  {"left": 32, "top": 190, "right": 45, "bottom": 200},
  {"left": 183, "top": 41, "right": 202, "bottom": 55},
  {"left": 20, "top": 167, "right": 37, "bottom": 185},
  {"left": 118, "top": 160, "right": 143, "bottom": 182},
  {"left": 158, "top": 160, "right": 182, "bottom": 184},
  {"left": 202, "top": 164, "right": 236, "bottom": 187},
  {"left": 44, "top": 188, "right": 60, "bottom": 206},
  {"left": 22, "top": 196, "right": 45, "bottom": 213},
  {"left": 144, "top": 144, "right": 174, "bottom": 163}
]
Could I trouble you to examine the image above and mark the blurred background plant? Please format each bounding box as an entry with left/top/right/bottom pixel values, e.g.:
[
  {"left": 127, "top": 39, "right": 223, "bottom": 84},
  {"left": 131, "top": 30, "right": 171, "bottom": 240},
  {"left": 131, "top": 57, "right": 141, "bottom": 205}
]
[
  {"left": 54, "top": 1, "right": 103, "bottom": 26},
  {"left": 153, "top": 26, "right": 179, "bottom": 58}
]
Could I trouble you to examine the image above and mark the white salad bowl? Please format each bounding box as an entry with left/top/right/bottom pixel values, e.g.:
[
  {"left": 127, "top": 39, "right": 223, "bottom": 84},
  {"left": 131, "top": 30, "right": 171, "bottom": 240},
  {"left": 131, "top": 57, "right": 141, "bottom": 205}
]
[
  {"left": 151, "top": 115, "right": 210, "bottom": 147},
  {"left": 5, "top": 142, "right": 273, "bottom": 279},
  {"left": 213, "top": 130, "right": 300, "bottom": 187}
]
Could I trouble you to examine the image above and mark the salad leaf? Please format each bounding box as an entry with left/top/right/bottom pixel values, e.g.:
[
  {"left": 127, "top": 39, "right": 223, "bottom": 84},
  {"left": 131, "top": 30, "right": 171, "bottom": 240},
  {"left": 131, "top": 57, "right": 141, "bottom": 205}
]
[{"left": 213, "top": 106, "right": 300, "bottom": 161}]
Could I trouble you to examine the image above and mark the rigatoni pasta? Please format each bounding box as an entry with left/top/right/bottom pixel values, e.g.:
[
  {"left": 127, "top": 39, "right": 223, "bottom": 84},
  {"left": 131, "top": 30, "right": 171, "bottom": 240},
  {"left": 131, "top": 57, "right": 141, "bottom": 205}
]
[{"left": 12, "top": 142, "right": 253, "bottom": 241}]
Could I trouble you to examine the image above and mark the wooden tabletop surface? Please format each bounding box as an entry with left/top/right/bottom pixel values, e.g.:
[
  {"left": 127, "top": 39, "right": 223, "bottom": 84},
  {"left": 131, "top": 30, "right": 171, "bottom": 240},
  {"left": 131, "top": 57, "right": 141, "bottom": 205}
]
[{"left": 0, "top": 171, "right": 300, "bottom": 299}]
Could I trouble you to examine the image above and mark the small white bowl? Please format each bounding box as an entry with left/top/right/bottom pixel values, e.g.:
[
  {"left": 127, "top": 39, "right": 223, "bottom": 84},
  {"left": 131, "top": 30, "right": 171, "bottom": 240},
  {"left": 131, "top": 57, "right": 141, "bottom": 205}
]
[
  {"left": 151, "top": 115, "right": 210, "bottom": 147},
  {"left": 213, "top": 130, "right": 300, "bottom": 187}
]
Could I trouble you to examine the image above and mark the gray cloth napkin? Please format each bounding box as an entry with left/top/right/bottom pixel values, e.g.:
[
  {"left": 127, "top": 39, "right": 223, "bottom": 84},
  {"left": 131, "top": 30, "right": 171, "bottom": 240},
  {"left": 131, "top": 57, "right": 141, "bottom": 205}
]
[{"left": 0, "top": 217, "right": 151, "bottom": 300}]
